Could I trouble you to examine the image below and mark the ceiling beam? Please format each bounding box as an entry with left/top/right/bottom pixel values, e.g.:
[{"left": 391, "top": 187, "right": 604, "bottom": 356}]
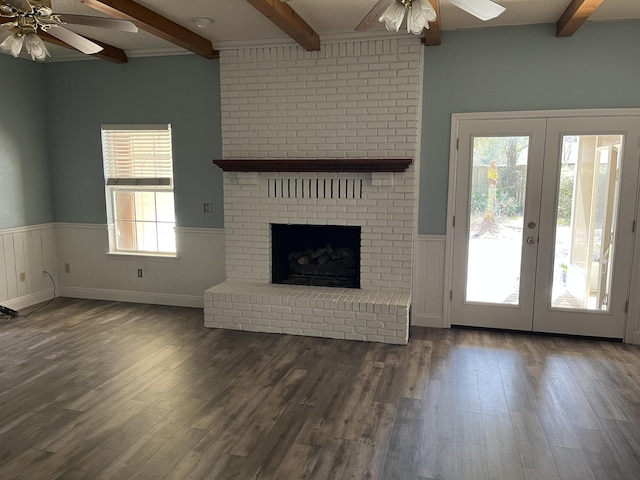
[
  {"left": 556, "top": 0, "right": 604, "bottom": 37},
  {"left": 422, "top": 0, "right": 441, "bottom": 46},
  {"left": 39, "top": 30, "right": 128, "bottom": 63},
  {"left": 245, "top": 0, "right": 320, "bottom": 51},
  {"left": 78, "top": 0, "right": 218, "bottom": 58}
]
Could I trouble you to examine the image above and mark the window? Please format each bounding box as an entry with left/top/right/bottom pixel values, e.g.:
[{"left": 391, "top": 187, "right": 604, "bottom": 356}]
[{"left": 101, "top": 125, "right": 176, "bottom": 254}]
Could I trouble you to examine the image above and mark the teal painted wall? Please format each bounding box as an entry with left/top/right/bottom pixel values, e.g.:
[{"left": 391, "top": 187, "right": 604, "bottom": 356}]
[
  {"left": 0, "top": 54, "right": 53, "bottom": 229},
  {"left": 420, "top": 21, "right": 640, "bottom": 235},
  {"left": 45, "top": 55, "right": 223, "bottom": 228},
  {"left": 6, "top": 22, "right": 640, "bottom": 235}
]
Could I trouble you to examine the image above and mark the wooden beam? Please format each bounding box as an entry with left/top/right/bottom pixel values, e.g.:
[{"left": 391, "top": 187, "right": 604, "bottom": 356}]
[
  {"left": 422, "top": 0, "right": 441, "bottom": 46},
  {"left": 213, "top": 158, "right": 413, "bottom": 173},
  {"left": 245, "top": 0, "right": 320, "bottom": 51},
  {"left": 38, "top": 30, "right": 128, "bottom": 63},
  {"left": 556, "top": 0, "right": 604, "bottom": 37},
  {"left": 78, "top": 0, "right": 218, "bottom": 58}
]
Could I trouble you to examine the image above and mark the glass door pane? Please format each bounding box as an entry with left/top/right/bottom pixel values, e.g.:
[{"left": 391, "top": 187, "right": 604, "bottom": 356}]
[
  {"left": 534, "top": 115, "right": 640, "bottom": 339},
  {"left": 550, "top": 134, "right": 623, "bottom": 310},
  {"left": 466, "top": 136, "right": 530, "bottom": 304}
]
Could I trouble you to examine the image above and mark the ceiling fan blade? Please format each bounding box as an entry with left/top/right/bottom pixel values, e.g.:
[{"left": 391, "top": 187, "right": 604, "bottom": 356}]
[
  {"left": 448, "top": 0, "right": 505, "bottom": 21},
  {"left": 3, "top": 0, "right": 33, "bottom": 14},
  {"left": 55, "top": 14, "right": 138, "bottom": 33},
  {"left": 355, "top": 0, "right": 396, "bottom": 32},
  {"left": 46, "top": 25, "right": 103, "bottom": 54}
]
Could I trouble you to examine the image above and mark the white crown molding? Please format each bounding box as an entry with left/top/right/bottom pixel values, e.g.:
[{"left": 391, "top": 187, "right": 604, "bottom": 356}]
[
  {"left": 214, "top": 30, "right": 417, "bottom": 51},
  {"left": 126, "top": 46, "right": 192, "bottom": 58},
  {"left": 322, "top": 30, "right": 420, "bottom": 44},
  {"left": 9, "top": 30, "right": 419, "bottom": 62}
]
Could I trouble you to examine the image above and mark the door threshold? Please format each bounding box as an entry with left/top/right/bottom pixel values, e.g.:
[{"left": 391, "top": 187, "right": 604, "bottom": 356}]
[{"left": 451, "top": 324, "right": 623, "bottom": 343}]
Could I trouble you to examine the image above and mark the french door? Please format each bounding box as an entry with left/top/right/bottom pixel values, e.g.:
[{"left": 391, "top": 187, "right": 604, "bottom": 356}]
[{"left": 450, "top": 114, "right": 640, "bottom": 338}]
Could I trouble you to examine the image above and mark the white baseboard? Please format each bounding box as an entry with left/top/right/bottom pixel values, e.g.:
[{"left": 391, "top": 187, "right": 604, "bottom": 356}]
[
  {"left": 411, "top": 312, "right": 444, "bottom": 328},
  {"left": 2, "top": 289, "right": 55, "bottom": 311},
  {"left": 57, "top": 287, "right": 204, "bottom": 308}
]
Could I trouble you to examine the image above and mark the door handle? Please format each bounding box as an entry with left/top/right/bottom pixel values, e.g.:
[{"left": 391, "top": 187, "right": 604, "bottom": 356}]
[{"left": 527, "top": 236, "right": 536, "bottom": 244}]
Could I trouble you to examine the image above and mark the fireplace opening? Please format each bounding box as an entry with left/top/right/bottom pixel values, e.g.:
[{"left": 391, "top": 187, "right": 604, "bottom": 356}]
[{"left": 271, "top": 224, "right": 360, "bottom": 288}]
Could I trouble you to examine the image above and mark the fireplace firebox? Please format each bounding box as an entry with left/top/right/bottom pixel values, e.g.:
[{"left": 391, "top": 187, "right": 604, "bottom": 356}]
[{"left": 271, "top": 224, "right": 360, "bottom": 288}]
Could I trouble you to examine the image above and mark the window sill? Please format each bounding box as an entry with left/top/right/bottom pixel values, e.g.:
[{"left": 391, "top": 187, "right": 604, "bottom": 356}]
[{"left": 106, "top": 251, "right": 179, "bottom": 262}]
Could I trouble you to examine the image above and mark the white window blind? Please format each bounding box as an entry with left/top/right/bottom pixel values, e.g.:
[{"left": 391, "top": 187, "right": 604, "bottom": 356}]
[{"left": 102, "top": 125, "right": 173, "bottom": 185}]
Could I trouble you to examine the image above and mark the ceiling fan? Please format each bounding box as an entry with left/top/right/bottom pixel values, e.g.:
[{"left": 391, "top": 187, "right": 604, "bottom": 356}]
[
  {"left": 0, "top": 0, "right": 137, "bottom": 61},
  {"left": 356, "top": 0, "right": 506, "bottom": 35}
]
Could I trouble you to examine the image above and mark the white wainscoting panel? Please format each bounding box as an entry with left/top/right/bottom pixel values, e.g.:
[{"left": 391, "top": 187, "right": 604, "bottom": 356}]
[
  {"left": 56, "top": 224, "right": 225, "bottom": 308},
  {"left": 412, "top": 235, "right": 446, "bottom": 328},
  {"left": 0, "top": 224, "right": 57, "bottom": 310},
  {"left": 4, "top": 225, "right": 447, "bottom": 321}
]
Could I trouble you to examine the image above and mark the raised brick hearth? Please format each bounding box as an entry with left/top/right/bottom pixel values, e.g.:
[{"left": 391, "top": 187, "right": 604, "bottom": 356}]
[{"left": 205, "top": 282, "right": 410, "bottom": 343}]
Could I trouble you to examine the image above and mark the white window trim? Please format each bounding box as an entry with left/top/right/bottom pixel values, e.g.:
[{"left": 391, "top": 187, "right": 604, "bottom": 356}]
[{"left": 101, "top": 124, "right": 177, "bottom": 256}]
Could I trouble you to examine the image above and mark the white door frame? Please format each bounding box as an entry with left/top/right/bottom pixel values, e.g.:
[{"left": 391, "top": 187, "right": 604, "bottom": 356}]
[{"left": 444, "top": 108, "right": 640, "bottom": 343}]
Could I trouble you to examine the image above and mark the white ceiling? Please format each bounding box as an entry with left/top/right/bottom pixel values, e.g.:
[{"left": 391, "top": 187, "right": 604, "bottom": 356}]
[{"left": 4, "top": 0, "right": 640, "bottom": 61}]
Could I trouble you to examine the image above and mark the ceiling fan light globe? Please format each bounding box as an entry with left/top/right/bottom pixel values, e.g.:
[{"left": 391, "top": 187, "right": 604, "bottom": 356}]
[
  {"left": 421, "top": 0, "right": 437, "bottom": 22},
  {"left": 379, "top": 2, "right": 406, "bottom": 32},
  {"left": 10, "top": 34, "right": 22, "bottom": 56},
  {"left": 24, "top": 32, "right": 49, "bottom": 61},
  {"left": 0, "top": 32, "right": 24, "bottom": 57},
  {"left": 0, "top": 32, "right": 14, "bottom": 53},
  {"left": 407, "top": 0, "right": 437, "bottom": 35}
]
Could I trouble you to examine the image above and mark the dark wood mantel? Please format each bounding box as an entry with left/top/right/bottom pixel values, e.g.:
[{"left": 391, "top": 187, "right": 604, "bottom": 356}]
[{"left": 212, "top": 158, "right": 412, "bottom": 173}]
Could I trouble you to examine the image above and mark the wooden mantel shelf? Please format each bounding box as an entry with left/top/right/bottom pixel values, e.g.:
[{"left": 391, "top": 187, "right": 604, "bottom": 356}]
[{"left": 212, "top": 158, "right": 412, "bottom": 173}]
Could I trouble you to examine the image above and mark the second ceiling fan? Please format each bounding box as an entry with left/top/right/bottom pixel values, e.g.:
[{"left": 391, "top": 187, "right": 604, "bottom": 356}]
[{"left": 356, "top": 0, "right": 506, "bottom": 34}]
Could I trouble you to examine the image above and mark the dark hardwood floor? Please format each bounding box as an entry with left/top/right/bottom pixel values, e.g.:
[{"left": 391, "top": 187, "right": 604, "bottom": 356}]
[{"left": 1, "top": 298, "right": 639, "bottom": 479}]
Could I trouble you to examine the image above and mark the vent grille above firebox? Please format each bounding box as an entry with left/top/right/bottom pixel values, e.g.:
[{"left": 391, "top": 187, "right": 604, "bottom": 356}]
[{"left": 268, "top": 177, "right": 363, "bottom": 200}]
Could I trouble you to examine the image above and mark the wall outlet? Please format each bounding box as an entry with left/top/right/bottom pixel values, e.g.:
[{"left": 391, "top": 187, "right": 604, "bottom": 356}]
[
  {"left": 203, "top": 202, "right": 214, "bottom": 213},
  {"left": 64, "top": 263, "right": 71, "bottom": 273},
  {"left": 19, "top": 272, "right": 25, "bottom": 282},
  {"left": 137, "top": 268, "right": 143, "bottom": 278}
]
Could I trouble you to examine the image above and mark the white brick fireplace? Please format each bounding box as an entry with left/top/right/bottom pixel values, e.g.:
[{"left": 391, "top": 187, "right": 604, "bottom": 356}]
[{"left": 204, "top": 35, "right": 423, "bottom": 344}]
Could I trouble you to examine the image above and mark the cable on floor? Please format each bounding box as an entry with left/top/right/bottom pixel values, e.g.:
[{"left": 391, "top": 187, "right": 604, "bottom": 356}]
[{"left": 17, "top": 270, "right": 57, "bottom": 318}]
